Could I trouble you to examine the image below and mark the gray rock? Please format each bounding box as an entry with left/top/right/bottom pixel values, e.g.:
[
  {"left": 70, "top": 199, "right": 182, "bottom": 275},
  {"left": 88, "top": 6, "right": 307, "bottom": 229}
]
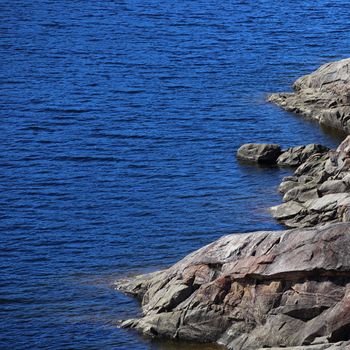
[
  {"left": 283, "top": 183, "right": 318, "bottom": 203},
  {"left": 237, "top": 143, "right": 281, "bottom": 164},
  {"left": 256, "top": 343, "right": 350, "bottom": 350},
  {"left": 306, "top": 193, "right": 350, "bottom": 212},
  {"left": 279, "top": 179, "right": 300, "bottom": 194},
  {"left": 295, "top": 153, "right": 330, "bottom": 177},
  {"left": 271, "top": 136, "right": 350, "bottom": 228},
  {"left": 270, "top": 201, "right": 305, "bottom": 220},
  {"left": 268, "top": 58, "right": 350, "bottom": 133},
  {"left": 277, "top": 144, "right": 329, "bottom": 167},
  {"left": 319, "top": 179, "right": 349, "bottom": 195},
  {"left": 116, "top": 223, "right": 350, "bottom": 350}
]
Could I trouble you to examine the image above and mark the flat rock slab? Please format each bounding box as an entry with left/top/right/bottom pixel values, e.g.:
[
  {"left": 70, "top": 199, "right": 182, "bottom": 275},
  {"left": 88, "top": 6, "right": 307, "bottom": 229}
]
[
  {"left": 116, "top": 222, "right": 350, "bottom": 350},
  {"left": 270, "top": 200, "right": 305, "bottom": 219}
]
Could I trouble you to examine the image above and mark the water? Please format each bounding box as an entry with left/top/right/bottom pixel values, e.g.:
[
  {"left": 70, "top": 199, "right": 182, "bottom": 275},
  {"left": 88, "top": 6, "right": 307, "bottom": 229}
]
[{"left": 1, "top": 1, "right": 349, "bottom": 349}]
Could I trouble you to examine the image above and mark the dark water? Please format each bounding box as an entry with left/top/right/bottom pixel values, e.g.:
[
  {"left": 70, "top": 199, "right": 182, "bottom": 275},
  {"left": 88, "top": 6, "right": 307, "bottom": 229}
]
[{"left": 1, "top": 1, "right": 349, "bottom": 349}]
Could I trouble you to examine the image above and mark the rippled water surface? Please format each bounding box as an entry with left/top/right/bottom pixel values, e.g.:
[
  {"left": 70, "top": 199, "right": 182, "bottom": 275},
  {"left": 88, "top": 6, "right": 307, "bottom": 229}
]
[{"left": 1, "top": 1, "right": 350, "bottom": 349}]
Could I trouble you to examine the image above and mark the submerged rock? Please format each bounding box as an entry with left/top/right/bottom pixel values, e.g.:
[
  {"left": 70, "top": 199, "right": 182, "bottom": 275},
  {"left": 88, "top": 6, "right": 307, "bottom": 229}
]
[
  {"left": 268, "top": 58, "right": 350, "bottom": 134},
  {"left": 116, "top": 222, "right": 350, "bottom": 350},
  {"left": 237, "top": 143, "right": 282, "bottom": 164}
]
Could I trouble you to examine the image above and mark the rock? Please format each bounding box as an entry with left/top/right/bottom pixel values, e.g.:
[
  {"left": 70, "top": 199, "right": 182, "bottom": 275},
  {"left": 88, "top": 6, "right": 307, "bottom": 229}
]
[
  {"left": 271, "top": 136, "right": 350, "bottom": 228},
  {"left": 116, "top": 223, "right": 350, "bottom": 350},
  {"left": 256, "top": 343, "right": 350, "bottom": 350},
  {"left": 277, "top": 144, "right": 329, "bottom": 167},
  {"left": 337, "top": 135, "right": 350, "bottom": 155},
  {"left": 319, "top": 179, "right": 349, "bottom": 195},
  {"left": 283, "top": 183, "right": 318, "bottom": 203},
  {"left": 116, "top": 60, "right": 350, "bottom": 350},
  {"left": 277, "top": 146, "right": 305, "bottom": 167},
  {"left": 268, "top": 58, "right": 350, "bottom": 133},
  {"left": 279, "top": 178, "right": 300, "bottom": 194},
  {"left": 295, "top": 153, "right": 330, "bottom": 177},
  {"left": 306, "top": 193, "right": 350, "bottom": 212},
  {"left": 270, "top": 201, "right": 305, "bottom": 219},
  {"left": 237, "top": 143, "right": 282, "bottom": 164}
]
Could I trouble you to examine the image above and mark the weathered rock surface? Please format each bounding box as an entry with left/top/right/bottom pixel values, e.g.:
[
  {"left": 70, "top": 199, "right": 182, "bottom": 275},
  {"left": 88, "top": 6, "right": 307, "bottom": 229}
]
[
  {"left": 268, "top": 58, "right": 350, "bottom": 133},
  {"left": 116, "top": 222, "right": 350, "bottom": 350},
  {"left": 237, "top": 143, "right": 329, "bottom": 168},
  {"left": 271, "top": 136, "right": 350, "bottom": 228},
  {"left": 277, "top": 144, "right": 329, "bottom": 167},
  {"left": 237, "top": 143, "right": 282, "bottom": 164},
  {"left": 116, "top": 59, "right": 350, "bottom": 350}
]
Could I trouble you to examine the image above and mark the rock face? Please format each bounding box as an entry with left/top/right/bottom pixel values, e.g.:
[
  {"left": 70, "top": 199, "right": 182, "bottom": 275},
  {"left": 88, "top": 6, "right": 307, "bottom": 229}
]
[
  {"left": 116, "top": 222, "right": 350, "bottom": 350},
  {"left": 268, "top": 58, "right": 350, "bottom": 133},
  {"left": 271, "top": 136, "right": 350, "bottom": 228},
  {"left": 237, "top": 143, "right": 282, "bottom": 164}
]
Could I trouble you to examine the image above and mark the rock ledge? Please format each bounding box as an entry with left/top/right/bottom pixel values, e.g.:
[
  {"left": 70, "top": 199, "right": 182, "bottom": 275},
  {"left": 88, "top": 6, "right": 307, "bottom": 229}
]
[
  {"left": 116, "top": 223, "right": 350, "bottom": 350},
  {"left": 268, "top": 58, "right": 350, "bottom": 133}
]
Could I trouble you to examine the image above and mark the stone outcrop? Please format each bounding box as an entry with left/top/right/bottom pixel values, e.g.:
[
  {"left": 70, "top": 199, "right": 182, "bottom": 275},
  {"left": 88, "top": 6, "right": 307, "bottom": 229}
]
[
  {"left": 116, "top": 222, "right": 350, "bottom": 350},
  {"left": 271, "top": 136, "right": 350, "bottom": 228},
  {"left": 237, "top": 143, "right": 282, "bottom": 164},
  {"left": 116, "top": 59, "right": 350, "bottom": 350},
  {"left": 268, "top": 58, "right": 350, "bottom": 133}
]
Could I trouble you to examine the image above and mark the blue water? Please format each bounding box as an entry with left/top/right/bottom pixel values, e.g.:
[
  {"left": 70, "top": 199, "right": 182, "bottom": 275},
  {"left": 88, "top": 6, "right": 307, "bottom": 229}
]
[{"left": 1, "top": 1, "right": 349, "bottom": 349}]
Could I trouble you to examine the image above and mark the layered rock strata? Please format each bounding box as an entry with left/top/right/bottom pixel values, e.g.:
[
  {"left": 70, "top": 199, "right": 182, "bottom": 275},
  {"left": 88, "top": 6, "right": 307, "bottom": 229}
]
[
  {"left": 116, "top": 223, "right": 350, "bottom": 350},
  {"left": 268, "top": 58, "right": 350, "bottom": 133},
  {"left": 271, "top": 136, "right": 350, "bottom": 228}
]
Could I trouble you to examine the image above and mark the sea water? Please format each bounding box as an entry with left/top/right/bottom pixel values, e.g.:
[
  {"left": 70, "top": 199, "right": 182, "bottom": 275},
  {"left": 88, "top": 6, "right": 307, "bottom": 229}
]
[{"left": 1, "top": 1, "right": 349, "bottom": 349}]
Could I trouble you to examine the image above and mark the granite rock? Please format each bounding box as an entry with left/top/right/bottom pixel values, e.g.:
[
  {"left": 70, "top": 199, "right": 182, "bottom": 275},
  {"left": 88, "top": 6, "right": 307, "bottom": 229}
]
[
  {"left": 237, "top": 143, "right": 282, "bottom": 164},
  {"left": 271, "top": 136, "right": 350, "bottom": 228},
  {"left": 116, "top": 223, "right": 350, "bottom": 350},
  {"left": 277, "top": 144, "right": 329, "bottom": 167},
  {"left": 268, "top": 58, "right": 350, "bottom": 133}
]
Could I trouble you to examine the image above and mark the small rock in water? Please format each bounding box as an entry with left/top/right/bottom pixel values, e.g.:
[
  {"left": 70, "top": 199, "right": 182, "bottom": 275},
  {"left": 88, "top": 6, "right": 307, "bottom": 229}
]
[{"left": 236, "top": 143, "right": 281, "bottom": 164}]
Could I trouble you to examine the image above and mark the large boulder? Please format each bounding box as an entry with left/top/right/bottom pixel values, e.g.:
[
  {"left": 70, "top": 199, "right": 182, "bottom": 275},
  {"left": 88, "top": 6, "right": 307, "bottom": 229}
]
[
  {"left": 116, "top": 222, "right": 350, "bottom": 350},
  {"left": 237, "top": 143, "right": 282, "bottom": 164},
  {"left": 268, "top": 58, "right": 350, "bottom": 134}
]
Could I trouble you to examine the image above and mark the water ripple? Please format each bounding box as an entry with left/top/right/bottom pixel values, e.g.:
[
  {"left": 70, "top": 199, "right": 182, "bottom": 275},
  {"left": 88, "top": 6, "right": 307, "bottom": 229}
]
[{"left": 1, "top": 0, "right": 350, "bottom": 349}]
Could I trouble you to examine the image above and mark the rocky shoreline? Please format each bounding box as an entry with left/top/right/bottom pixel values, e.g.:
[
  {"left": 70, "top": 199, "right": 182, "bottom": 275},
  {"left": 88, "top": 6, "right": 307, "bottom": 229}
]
[
  {"left": 268, "top": 58, "right": 350, "bottom": 133},
  {"left": 115, "top": 59, "right": 350, "bottom": 349},
  {"left": 271, "top": 137, "right": 350, "bottom": 228}
]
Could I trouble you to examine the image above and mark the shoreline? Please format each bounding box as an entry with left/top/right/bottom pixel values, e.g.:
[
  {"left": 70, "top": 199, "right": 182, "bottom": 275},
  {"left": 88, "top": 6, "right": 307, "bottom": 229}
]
[{"left": 116, "top": 58, "right": 350, "bottom": 350}]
